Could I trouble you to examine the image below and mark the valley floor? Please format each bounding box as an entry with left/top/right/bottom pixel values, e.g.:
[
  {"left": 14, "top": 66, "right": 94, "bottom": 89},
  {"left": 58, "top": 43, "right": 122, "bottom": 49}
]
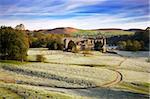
[{"left": 0, "top": 49, "right": 149, "bottom": 99}]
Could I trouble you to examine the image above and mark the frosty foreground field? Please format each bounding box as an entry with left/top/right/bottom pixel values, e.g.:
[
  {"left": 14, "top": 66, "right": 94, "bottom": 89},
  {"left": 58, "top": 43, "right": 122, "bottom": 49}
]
[{"left": 0, "top": 48, "right": 149, "bottom": 99}]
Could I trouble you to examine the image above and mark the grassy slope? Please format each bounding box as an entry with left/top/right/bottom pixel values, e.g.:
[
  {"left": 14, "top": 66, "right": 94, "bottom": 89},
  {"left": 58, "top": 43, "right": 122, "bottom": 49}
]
[
  {"left": 0, "top": 82, "right": 78, "bottom": 99},
  {"left": 0, "top": 63, "right": 117, "bottom": 88},
  {"left": 0, "top": 87, "right": 22, "bottom": 99},
  {"left": 72, "top": 29, "right": 134, "bottom": 36},
  {"left": 0, "top": 51, "right": 149, "bottom": 98},
  {"left": 0, "top": 60, "right": 28, "bottom": 65},
  {"left": 114, "top": 82, "right": 150, "bottom": 95}
]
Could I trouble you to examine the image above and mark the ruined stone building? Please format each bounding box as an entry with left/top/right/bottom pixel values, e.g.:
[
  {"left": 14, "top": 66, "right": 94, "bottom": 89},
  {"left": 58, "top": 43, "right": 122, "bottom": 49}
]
[{"left": 63, "top": 36, "right": 106, "bottom": 52}]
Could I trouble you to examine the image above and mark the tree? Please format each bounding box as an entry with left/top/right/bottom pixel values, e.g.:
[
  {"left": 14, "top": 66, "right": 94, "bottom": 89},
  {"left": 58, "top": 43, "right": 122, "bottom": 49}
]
[
  {"left": 0, "top": 26, "right": 29, "bottom": 61},
  {"left": 29, "top": 32, "right": 64, "bottom": 49},
  {"left": 117, "top": 41, "right": 126, "bottom": 50},
  {"left": 126, "top": 40, "right": 133, "bottom": 51},
  {"left": 47, "top": 41, "right": 58, "bottom": 50},
  {"left": 47, "top": 40, "right": 63, "bottom": 50},
  {"left": 133, "top": 29, "right": 149, "bottom": 50},
  {"left": 36, "top": 55, "right": 45, "bottom": 62},
  {"left": 15, "top": 24, "right": 25, "bottom": 30},
  {"left": 132, "top": 40, "right": 142, "bottom": 51}
]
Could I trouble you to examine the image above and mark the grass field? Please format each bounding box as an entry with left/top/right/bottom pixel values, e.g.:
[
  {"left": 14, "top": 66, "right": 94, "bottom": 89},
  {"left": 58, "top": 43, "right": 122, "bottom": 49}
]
[
  {"left": 0, "top": 48, "right": 149, "bottom": 99},
  {"left": 72, "top": 29, "right": 135, "bottom": 37}
]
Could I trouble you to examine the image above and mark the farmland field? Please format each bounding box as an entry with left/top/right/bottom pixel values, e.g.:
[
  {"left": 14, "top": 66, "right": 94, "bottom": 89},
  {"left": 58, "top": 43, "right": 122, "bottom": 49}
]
[{"left": 0, "top": 48, "right": 149, "bottom": 99}]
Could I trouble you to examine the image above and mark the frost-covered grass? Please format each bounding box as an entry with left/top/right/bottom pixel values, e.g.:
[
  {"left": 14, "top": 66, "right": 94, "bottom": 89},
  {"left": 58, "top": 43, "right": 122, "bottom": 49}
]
[
  {"left": 0, "top": 82, "right": 80, "bottom": 99},
  {"left": 27, "top": 49, "right": 150, "bottom": 70},
  {"left": 118, "top": 69, "right": 149, "bottom": 83},
  {"left": 0, "top": 63, "right": 117, "bottom": 98},
  {"left": 27, "top": 49, "right": 150, "bottom": 85},
  {"left": 27, "top": 49, "right": 125, "bottom": 67},
  {"left": 28, "top": 49, "right": 125, "bottom": 67},
  {"left": 1, "top": 49, "right": 150, "bottom": 98},
  {"left": 119, "top": 58, "right": 150, "bottom": 73},
  {"left": 44, "top": 53, "right": 124, "bottom": 67},
  {"left": 0, "top": 63, "right": 117, "bottom": 88},
  {"left": 27, "top": 49, "right": 150, "bottom": 75},
  {"left": 23, "top": 63, "right": 117, "bottom": 86}
]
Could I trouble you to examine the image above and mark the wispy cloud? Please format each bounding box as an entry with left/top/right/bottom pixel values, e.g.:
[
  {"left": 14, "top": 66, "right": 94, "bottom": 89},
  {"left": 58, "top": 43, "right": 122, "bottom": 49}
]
[{"left": 0, "top": 0, "right": 149, "bottom": 30}]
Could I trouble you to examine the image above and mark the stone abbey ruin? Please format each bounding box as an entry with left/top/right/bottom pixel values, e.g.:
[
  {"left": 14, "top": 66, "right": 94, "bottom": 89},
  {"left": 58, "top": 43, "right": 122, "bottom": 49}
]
[{"left": 63, "top": 36, "right": 106, "bottom": 52}]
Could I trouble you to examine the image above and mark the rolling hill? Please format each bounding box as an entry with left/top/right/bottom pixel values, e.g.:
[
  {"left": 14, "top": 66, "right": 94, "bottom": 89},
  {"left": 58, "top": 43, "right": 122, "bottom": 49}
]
[{"left": 35, "top": 27, "right": 139, "bottom": 36}]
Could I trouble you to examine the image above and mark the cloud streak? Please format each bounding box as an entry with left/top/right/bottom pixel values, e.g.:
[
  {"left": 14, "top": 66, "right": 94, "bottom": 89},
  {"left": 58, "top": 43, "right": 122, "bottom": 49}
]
[{"left": 0, "top": 0, "right": 149, "bottom": 30}]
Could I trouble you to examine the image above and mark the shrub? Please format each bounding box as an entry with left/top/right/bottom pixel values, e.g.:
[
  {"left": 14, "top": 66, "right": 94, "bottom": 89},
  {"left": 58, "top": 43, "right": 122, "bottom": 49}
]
[
  {"left": 146, "top": 57, "right": 150, "bottom": 63},
  {"left": 71, "top": 46, "right": 79, "bottom": 53},
  {"left": 36, "top": 55, "right": 45, "bottom": 62},
  {"left": 82, "top": 50, "right": 93, "bottom": 55}
]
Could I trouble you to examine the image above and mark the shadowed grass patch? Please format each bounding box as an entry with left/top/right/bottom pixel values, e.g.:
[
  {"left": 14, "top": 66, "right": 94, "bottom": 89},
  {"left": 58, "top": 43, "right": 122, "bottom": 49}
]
[
  {"left": 0, "top": 60, "right": 28, "bottom": 65},
  {"left": 45, "top": 61, "right": 107, "bottom": 67}
]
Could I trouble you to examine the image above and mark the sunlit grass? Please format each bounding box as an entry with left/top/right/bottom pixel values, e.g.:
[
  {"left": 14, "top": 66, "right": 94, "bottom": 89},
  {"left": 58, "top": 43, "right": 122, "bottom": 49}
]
[
  {"left": 0, "top": 87, "right": 22, "bottom": 99},
  {"left": 115, "top": 82, "right": 150, "bottom": 95},
  {"left": 0, "top": 82, "right": 79, "bottom": 99},
  {"left": 0, "top": 60, "right": 28, "bottom": 65}
]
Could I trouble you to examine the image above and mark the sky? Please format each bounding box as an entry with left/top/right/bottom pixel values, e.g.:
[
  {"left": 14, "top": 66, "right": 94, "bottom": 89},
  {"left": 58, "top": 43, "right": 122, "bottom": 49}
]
[{"left": 0, "top": 0, "right": 149, "bottom": 30}]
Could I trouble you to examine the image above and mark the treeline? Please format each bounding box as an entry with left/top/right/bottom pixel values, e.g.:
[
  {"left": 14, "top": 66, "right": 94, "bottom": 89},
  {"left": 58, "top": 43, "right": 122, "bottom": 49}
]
[
  {"left": 28, "top": 32, "right": 65, "bottom": 50},
  {"left": 117, "top": 28, "right": 149, "bottom": 51},
  {"left": 117, "top": 40, "right": 144, "bottom": 51},
  {"left": 0, "top": 26, "right": 67, "bottom": 61}
]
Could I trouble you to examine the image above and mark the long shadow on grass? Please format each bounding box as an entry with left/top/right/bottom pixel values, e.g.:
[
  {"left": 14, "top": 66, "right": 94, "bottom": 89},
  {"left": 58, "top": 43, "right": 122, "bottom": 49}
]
[
  {"left": 45, "top": 61, "right": 107, "bottom": 67},
  {"left": 65, "top": 87, "right": 149, "bottom": 99}
]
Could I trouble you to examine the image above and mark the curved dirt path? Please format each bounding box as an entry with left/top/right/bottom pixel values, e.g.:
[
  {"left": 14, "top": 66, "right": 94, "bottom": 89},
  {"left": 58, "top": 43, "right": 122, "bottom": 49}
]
[
  {"left": 101, "top": 55, "right": 127, "bottom": 88},
  {"left": 102, "top": 69, "right": 123, "bottom": 87}
]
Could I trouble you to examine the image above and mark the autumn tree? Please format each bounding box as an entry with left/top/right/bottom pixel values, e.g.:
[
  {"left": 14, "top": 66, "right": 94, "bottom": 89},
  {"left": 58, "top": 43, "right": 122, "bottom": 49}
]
[{"left": 0, "top": 26, "right": 29, "bottom": 61}]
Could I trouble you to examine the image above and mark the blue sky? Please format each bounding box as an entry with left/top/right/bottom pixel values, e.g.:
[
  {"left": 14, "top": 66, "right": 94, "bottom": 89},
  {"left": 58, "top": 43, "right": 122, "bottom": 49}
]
[{"left": 0, "top": 0, "right": 149, "bottom": 30}]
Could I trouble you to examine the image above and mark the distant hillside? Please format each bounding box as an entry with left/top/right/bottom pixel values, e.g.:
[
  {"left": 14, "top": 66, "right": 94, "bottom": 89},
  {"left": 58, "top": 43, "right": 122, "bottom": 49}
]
[
  {"left": 93, "top": 28, "right": 123, "bottom": 31},
  {"left": 37, "top": 27, "right": 78, "bottom": 34},
  {"left": 126, "top": 28, "right": 144, "bottom": 32},
  {"left": 35, "top": 27, "right": 136, "bottom": 36},
  {"left": 73, "top": 28, "right": 135, "bottom": 37}
]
